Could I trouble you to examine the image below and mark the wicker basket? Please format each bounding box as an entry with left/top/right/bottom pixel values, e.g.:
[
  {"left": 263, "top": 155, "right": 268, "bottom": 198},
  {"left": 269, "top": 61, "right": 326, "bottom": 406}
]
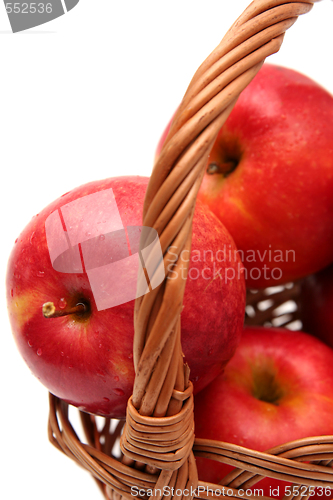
[{"left": 48, "top": 2, "right": 333, "bottom": 500}]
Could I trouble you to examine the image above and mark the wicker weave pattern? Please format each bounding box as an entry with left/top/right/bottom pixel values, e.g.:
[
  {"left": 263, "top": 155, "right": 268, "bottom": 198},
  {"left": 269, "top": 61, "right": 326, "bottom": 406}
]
[{"left": 47, "top": 2, "right": 333, "bottom": 500}]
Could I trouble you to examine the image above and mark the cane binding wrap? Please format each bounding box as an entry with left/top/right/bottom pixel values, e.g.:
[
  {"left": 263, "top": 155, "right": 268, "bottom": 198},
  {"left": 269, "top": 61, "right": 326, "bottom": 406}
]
[{"left": 48, "top": 2, "right": 333, "bottom": 500}]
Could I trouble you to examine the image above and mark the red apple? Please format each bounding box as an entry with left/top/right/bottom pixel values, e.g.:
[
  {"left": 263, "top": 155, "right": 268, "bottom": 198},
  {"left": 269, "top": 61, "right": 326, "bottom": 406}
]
[
  {"left": 300, "top": 263, "right": 333, "bottom": 348},
  {"left": 156, "top": 64, "right": 333, "bottom": 288},
  {"left": 6, "top": 176, "right": 245, "bottom": 418},
  {"left": 194, "top": 326, "right": 333, "bottom": 498}
]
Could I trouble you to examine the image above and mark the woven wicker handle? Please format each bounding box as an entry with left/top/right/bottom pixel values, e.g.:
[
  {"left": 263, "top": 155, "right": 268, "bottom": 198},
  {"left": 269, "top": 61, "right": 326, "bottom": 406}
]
[{"left": 120, "top": 0, "right": 318, "bottom": 490}]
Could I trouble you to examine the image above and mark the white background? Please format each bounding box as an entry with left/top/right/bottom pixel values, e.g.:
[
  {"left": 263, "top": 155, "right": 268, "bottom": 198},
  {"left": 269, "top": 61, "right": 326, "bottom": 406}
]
[{"left": 1, "top": 1, "right": 333, "bottom": 499}]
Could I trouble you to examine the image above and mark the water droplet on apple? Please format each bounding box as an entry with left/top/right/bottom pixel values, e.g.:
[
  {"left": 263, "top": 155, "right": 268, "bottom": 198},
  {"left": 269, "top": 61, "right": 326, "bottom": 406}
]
[
  {"left": 29, "top": 231, "right": 35, "bottom": 245},
  {"left": 60, "top": 351, "right": 64, "bottom": 357},
  {"left": 15, "top": 238, "right": 18, "bottom": 244},
  {"left": 99, "top": 343, "right": 102, "bottom": 349},
  {"left": 113, "top": 388, "right": 125, "bottom": 397},
  {"left": 59, "top": 298, "right": 67, "bottom": 309},
  {"left": 37, "top": 348, "right": 42, "bottom": 356},
  {"left": 10, "top": 289, "right": 14, "bottom": 297},
  {"left": 208, "top": 348, "right": 213, "bottom": 356},
  {"left": 193, "top": 376, "right": 200, "bottom": 382},
  {"left": 128, "top": 353, "right": 133, "bottom": 360},
  {"left": 37, "top": 271, "right": 45, "bottom": 278},
  {"left": 114, "top": 376, "right": 119, "bottom": 382},
  {"left": 28, "top": 340, "right": 33, "bottom": 347},
  {"left": 99, "top": 234, "right": 105, "bottom": 241},
  {"left": 103, "top": 397, "right": 110, "bottom": 403},
  {"left": 69, "top": 364, "right": 73, "bottom": 369}
]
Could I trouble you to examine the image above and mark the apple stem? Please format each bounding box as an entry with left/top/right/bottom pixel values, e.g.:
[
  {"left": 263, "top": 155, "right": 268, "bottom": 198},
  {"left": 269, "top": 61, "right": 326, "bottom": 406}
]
[
  {"left": 207, "top": 161, "right": 238, "bottom": 177},
  {"left": 42, "top": 301, "right": 87, "bottom": 318}
]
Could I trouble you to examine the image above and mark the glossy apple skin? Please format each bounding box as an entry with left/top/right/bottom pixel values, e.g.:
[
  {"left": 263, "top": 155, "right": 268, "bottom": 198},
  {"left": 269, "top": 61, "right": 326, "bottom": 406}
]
[
  {"left": 6, "top": 176, "right": 245, "bottom": 418},
  {"left": 300, "top": 263, "right": 333, "bottom": 348},
  {"left": 157, "top": 64, "right": 333, "bottom": 288},
  {"left": 194, "top": 326, "right": 333, "bottom": 498}
]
